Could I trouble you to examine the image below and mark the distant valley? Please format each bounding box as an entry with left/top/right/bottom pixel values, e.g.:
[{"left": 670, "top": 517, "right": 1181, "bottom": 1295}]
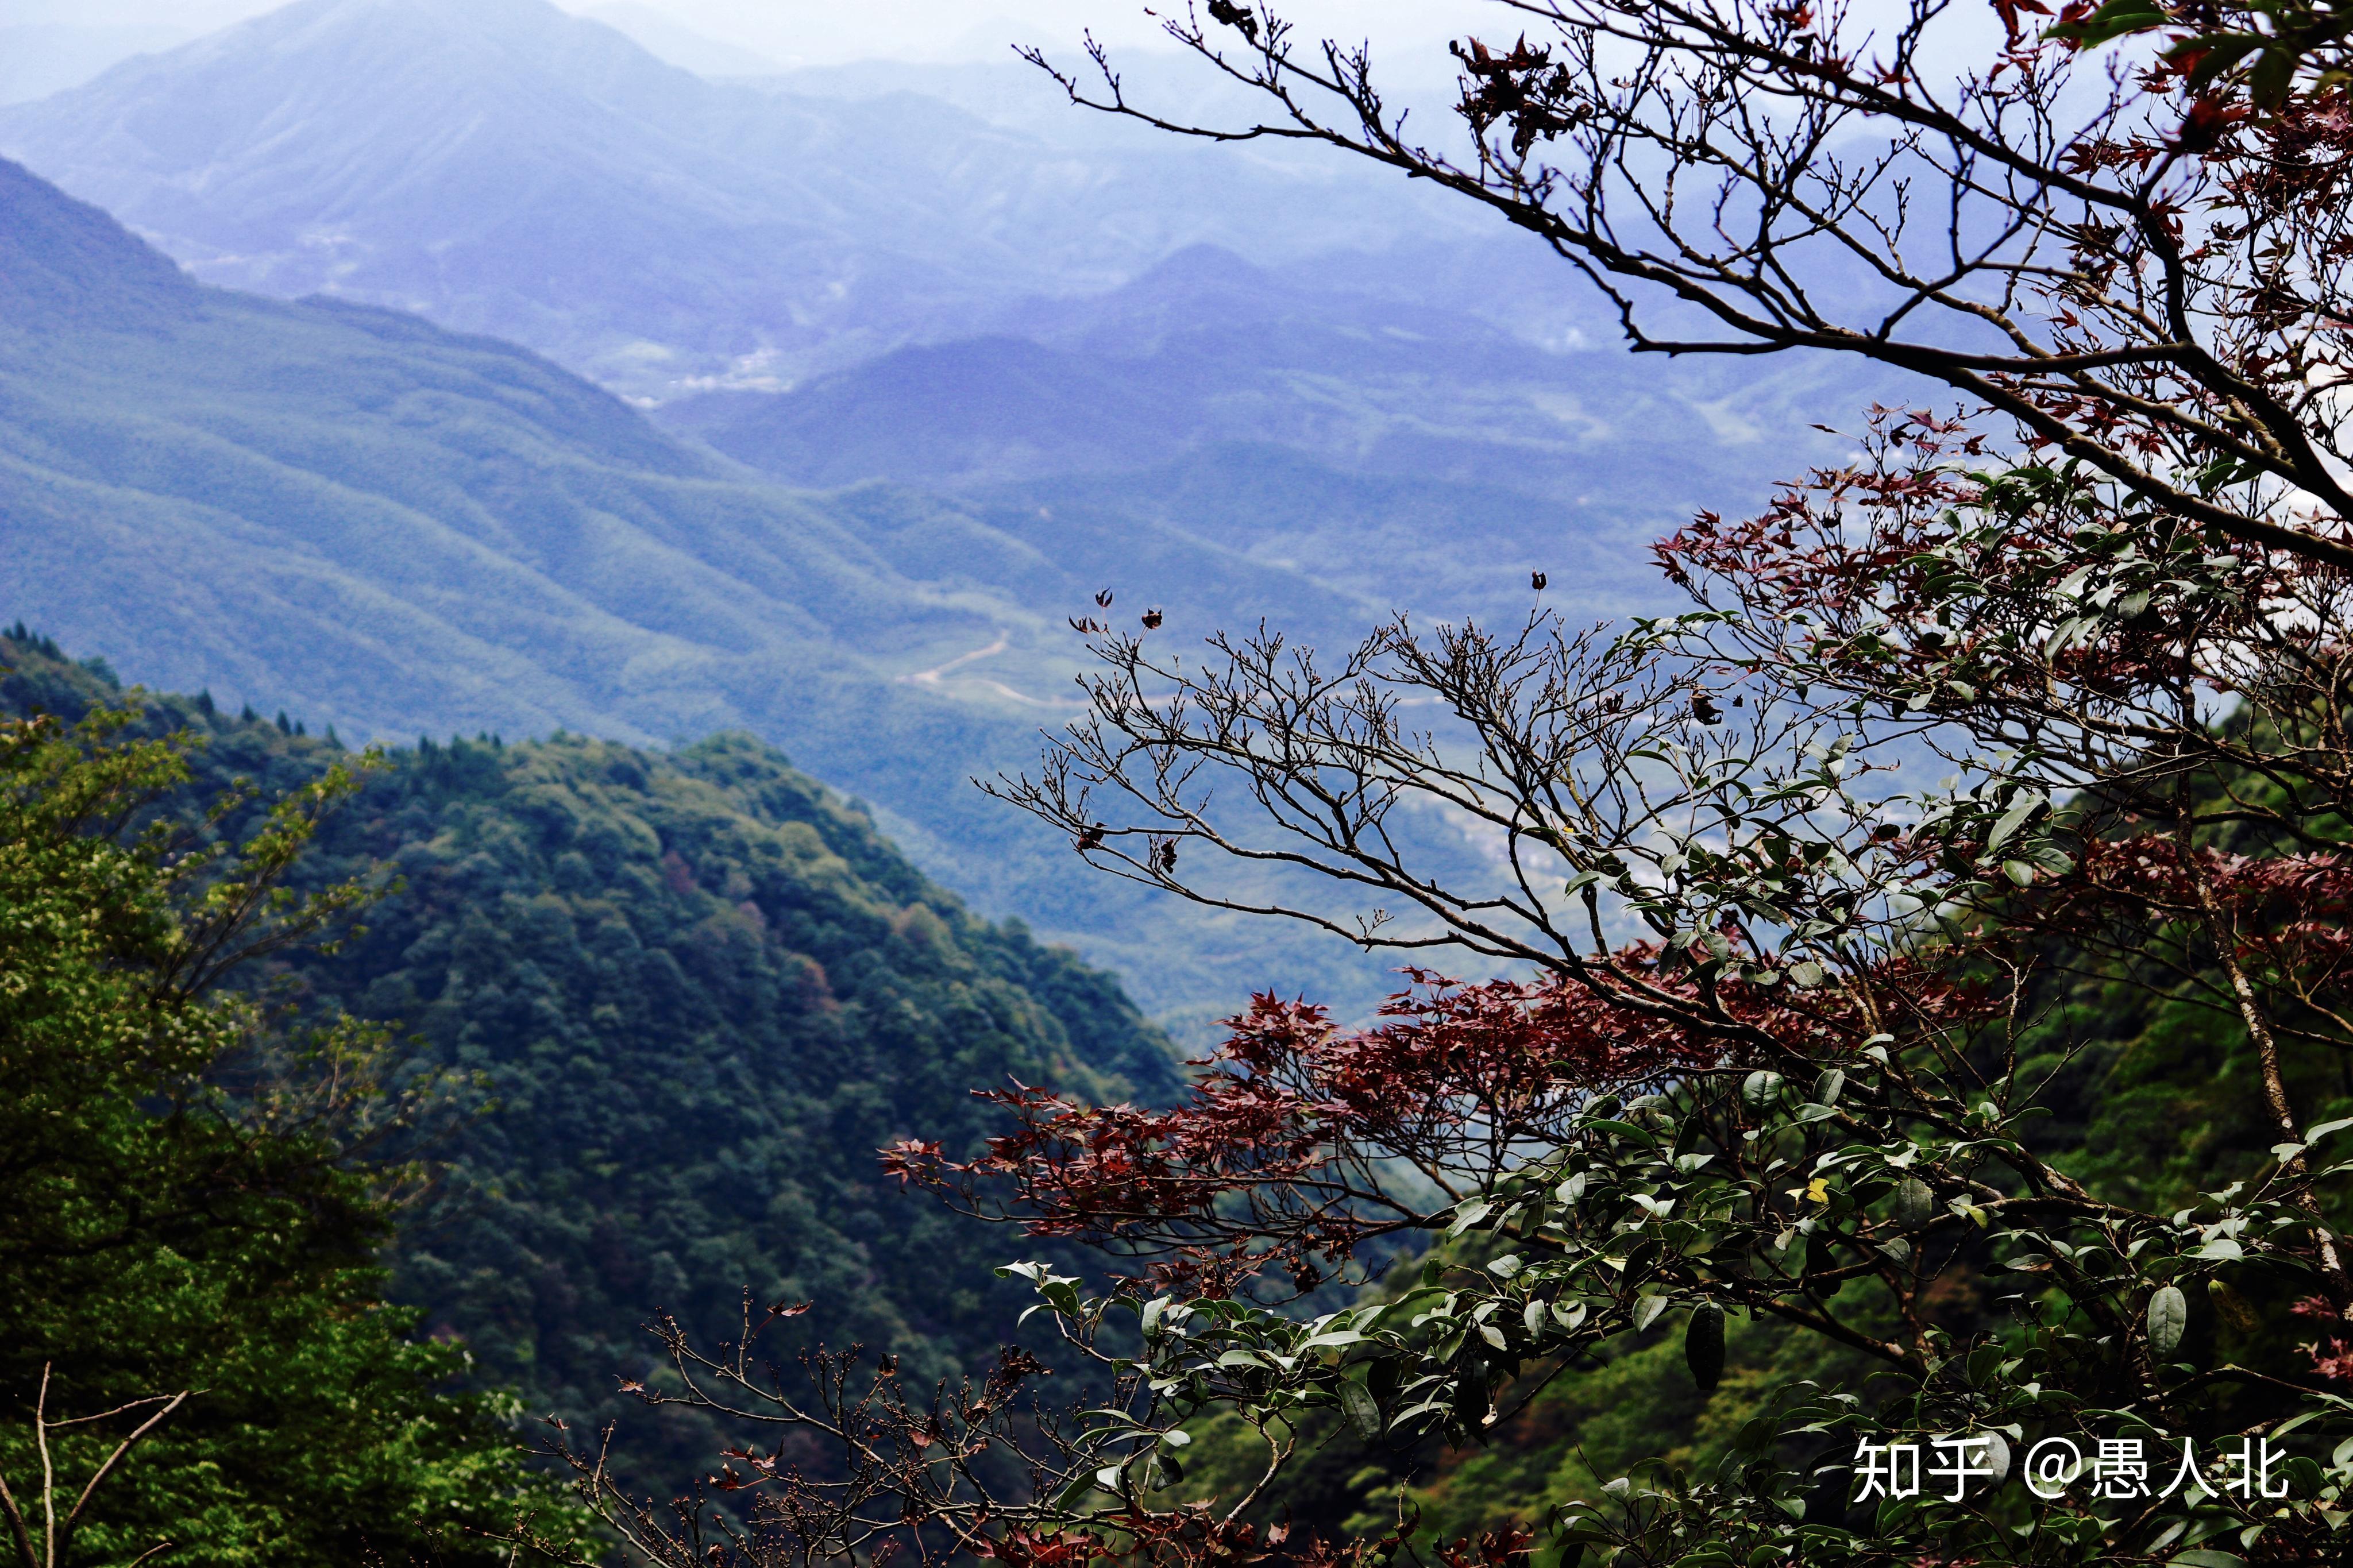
[
  {"left": 0, "top": 152, "right": 1438, "bottom": 1027},
  {"left": 0, "top": 0, "right": 1893, "bottom": 1032}
]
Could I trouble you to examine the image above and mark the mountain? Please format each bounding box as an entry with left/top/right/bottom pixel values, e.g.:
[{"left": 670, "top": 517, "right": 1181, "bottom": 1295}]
[
  {"left": 0, "top": 152, "right": 1423, "bottom": 1028},
  {"left": 0, "top": 0, "right": 1890, "bottom": 569},
  {"left": 0, "top": 0, "right": 1486, "bottom": 399},
  {"left": 0, "top": 629, "right": 1179, "bottom": 1491},
  {"left": 657, "top": 244, "right": 1861, "bottom": 512},
  {"left": 650, "top": 243, "right": 1880, "bottom": 641},
  {"left": 0, "top": 2, "right": 1896, "bottom": 1024},
  {"left": 0, "top": 155, "right": 1000, "bottom": 742}
]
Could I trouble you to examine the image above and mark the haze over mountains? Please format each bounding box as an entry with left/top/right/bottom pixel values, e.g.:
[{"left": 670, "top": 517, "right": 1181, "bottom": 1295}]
[
  {"left": 582, "top": 2, "right": 787, "bottom": 76},
  {"left": 657, "top": 243, "right": 1847, "bottom": 503},
  {"left": 0, "top": 0, "right": 1889, "bottom": 1028},
  {"left": 0, "top": 0, "right": 1870, "bottom": 428},
  {"left": 2, "top": 152, "right": 1464, "bottom": 1024},
  {"left": 0, "top": 0, "right": 1509, "bottom": 399}
]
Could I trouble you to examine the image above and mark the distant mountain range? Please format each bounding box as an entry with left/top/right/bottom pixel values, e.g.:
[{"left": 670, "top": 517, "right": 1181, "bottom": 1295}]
[
  {"left": 0, "top": 0, "right": 1878, "bottom": 504},
  {"left": 0, "top": 153, "right": 1413, "bottom": 1028},
  {"left": 0, "top": 0, "right": 1905, "bottom": 1030},
  {"left": 0, "top": 0, "right": 1496, "bottom": 399},
  {"left": 656, "top": 242, "right": 1856, "bottom": 510},
  {"left": 0, "top": 22, "right": 191, "bottom": 106},
  {"left": 583, "top": 1, "right": 786, "bottom": 78}
]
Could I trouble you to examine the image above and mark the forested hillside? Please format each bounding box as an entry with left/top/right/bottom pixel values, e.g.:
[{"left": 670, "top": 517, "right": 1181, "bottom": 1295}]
[
  {"left": 0, "top": 629, "right": 1179, "bottom": 1490},
  {"left": 0, "top": 3, "right": 1887, "bottom": 1037},
  {"left": 0, "top": 150, "right": 1413, "bottom": 1028}
]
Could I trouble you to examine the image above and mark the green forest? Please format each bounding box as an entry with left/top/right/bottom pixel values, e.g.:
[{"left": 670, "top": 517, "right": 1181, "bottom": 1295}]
[{"left": 0, "top": 628, "right": 1178, "bottom": 1563}]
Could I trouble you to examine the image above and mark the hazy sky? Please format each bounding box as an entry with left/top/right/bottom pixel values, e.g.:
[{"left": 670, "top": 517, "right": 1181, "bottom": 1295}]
[
  {"left": 624, "top": 1, "right": 1485, "bottom": 64},
  {"left": 22, "top": 1, "right": 1491, "bottom": 67}
]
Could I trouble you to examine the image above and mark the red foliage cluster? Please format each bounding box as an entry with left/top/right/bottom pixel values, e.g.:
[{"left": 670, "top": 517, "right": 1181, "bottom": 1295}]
[
  {"left": 2042, "top": 835, "right": 2353, "bottom": 999},
  {"left": 1432, "top": 1528, "right": 1533, "bottom": 1568},
  {"left": 1654, "top": 410, "right": 1984, "bottom": 612},
  {"left": 1655, "top": 410, "right": 2240, "bottom": 709},
  {"left": 886, "top": 970, "right": 1722, "bottom": 1290},
  {"left": 977, "top": 1526, "right": 1109, "bottom": 1568},
  {"left": 881, "top": 960, "right": 2000, "bottom": 1292},
  {"left": 2293, "top": 1295, "right": 2353, "bottom": 1382},
  {"left": 1451, "top": 36, "right": 1583, "bottom": 156}
]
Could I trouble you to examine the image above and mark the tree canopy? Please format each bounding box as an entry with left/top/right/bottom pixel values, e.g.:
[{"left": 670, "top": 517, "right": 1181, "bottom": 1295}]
[
  {"left": 533, "top": 3, "right": 2353, "bottom": 1566},
  {"left": 0, "top": 674, "right": 587, "bottom": 1567},
  {"left": 0, "top": 632, "right": 1185, "bottom": 1548}
]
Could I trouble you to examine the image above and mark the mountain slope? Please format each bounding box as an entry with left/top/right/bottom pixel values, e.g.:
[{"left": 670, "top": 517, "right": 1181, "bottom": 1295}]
[
  {"left": 658, "top": 245, "right": 1862, "bottom": 516},
  {"left": 0, "top": 630, "right": 1179, "bottom": 1490},
  {"left": 0, "top": 0, "right": 1887, "bottom": 607},
  {"left": 0, "top": 153, "right": 1402, "bottom": 1023},
  {"left": 653, "top": 244, "right": 1874, "bottom": 636},
  {"left": 0, "top": 0, "right": 1480, "bottom": 397},
  {"left": 0, "top": 158, "right": 985, "bottom": 736}
]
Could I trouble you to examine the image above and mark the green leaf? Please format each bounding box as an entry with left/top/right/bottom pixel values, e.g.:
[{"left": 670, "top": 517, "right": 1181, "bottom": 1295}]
[
  {"left": 1338, "top": 1378, "right": 1383, "bottom": 1441},
  {"left": 2209, "top": 1278, "right": 2260, "bottom": 1332},
  {"left": 1633, "top": 1294, "right": 1671, "bottom": 1333},
  {"left": 2047, "top": 1, "right": 2167, "bottom": 47},
  {"left": 1685, "top": 1301, "right": 1726, "bottom": 1394},
  {"left": 1894, "top": 1177, "right": 1935, "bottom": 1229},
  {"left": 1447, "top": 1199, "right": 1494, "bottom": 1237},
  {"left": 1986, "top": 790, "right": 2045, "bottom": 851},
  {"left": 2147, "top": 1284, "right": 2187, "bottom": 1357},
  {"left": 2253, "top": 45, "right": 2301, "bottom": 107},
  {"left": 1741, "top": 1071, "right": 1784, "bottom": 1114}
]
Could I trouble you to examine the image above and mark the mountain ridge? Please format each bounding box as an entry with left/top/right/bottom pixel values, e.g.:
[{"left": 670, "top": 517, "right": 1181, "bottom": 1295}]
[
  {"left": 0, "top": 153, "right": 1400, "bottom": 1026},
  {"left": 654, "top": 240, "right": 1865, "bottom": 526},
  {"left": 0, "top": 0, "right": 1484, "bottom": 398}
]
